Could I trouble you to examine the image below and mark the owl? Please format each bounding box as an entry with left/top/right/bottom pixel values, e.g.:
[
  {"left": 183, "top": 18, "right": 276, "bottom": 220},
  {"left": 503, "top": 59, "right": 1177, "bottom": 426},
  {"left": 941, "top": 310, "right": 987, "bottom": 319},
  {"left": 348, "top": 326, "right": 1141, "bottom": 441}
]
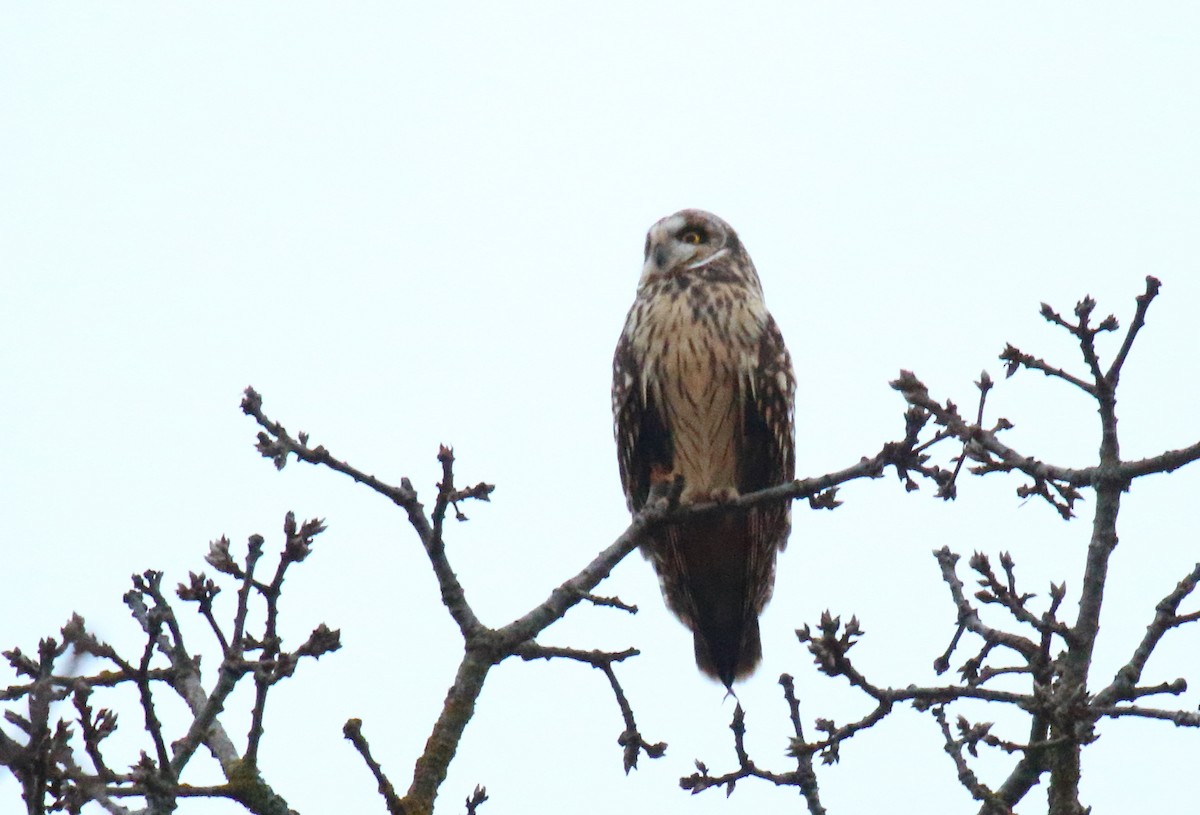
[{"left": 612, "top": 209, "right": 796, "bottom": 688}]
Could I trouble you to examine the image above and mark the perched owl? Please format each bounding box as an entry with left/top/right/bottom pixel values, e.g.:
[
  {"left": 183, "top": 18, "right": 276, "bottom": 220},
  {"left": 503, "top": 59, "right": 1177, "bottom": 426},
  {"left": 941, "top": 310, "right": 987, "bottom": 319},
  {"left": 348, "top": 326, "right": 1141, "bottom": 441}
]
[{"left": 612, "top": 209, "right": 796, "bottom": 688}]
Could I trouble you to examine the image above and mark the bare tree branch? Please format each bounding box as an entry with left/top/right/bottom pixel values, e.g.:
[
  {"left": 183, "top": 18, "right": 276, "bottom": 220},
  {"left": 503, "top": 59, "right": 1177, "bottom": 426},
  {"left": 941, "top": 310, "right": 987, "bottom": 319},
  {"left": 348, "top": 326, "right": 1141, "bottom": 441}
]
[
  {"left": 515, "top": 643, "right": 665, "bottom": 772},
  {"left": 7, "top": 278, "right": 1197, "bottom": 815},
  {"left": 1094, "top": 560, "right": 1200, "bottom": 707},
  {"left": 343, "top": 718, "right": 404, "bottom": 815},
  {"left": 240, "top": 384, "right": 950, "bottom": 813},
  {"left": 685, "top": 281, "right": 1200, "bottom": 815},
  {"left": 1106, "top": 276, "right": 1162, "bottom": 384}
]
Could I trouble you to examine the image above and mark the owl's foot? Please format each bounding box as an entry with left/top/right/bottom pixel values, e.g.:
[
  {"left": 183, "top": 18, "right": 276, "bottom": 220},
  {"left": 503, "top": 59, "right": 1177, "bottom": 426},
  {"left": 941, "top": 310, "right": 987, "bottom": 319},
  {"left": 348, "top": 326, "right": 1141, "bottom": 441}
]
[
  {"left": 683, "top": 486, "right": 739, "bottom": 504},
  {"left": 648, "top": 462, "right": 676, "bottom": 483},
  {"left": 710, "top": 487, "right": 739, "bottom": 504},
  {"left": 648, "top": 471, "right": 686, "bottom": 509}
]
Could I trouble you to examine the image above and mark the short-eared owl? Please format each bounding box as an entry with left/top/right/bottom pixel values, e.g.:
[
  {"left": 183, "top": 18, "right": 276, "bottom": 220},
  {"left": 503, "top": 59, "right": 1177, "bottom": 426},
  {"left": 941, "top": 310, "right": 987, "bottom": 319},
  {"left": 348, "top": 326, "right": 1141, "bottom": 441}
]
[{"left": 612, "top": 209, "right": 796, "bottom": 688}]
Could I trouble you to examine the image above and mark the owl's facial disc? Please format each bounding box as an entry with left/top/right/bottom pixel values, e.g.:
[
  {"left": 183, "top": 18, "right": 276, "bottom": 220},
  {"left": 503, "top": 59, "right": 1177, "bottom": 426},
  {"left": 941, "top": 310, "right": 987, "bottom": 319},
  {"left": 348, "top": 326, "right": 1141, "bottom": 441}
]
[
  {"left": 684, "top": 247, "right": 729, "bottom": 270},
  {"left": 639, "top": 211, "right": 724, "bottom": 285}
]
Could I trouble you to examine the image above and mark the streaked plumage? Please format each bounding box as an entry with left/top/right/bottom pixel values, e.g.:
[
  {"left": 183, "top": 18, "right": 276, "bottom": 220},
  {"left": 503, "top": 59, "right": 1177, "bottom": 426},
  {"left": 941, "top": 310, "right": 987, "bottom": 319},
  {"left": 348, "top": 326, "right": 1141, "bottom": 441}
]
[{"left": 612, "top": 209, "right": 796, "bottom": 687}]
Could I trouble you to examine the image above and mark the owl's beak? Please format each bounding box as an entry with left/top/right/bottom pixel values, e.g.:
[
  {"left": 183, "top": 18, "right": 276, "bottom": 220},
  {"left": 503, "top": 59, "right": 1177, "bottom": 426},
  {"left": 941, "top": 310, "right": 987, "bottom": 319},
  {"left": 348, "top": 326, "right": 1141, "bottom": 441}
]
[{"left": 638, "top": 232, "right": 683, "bottom": 287}]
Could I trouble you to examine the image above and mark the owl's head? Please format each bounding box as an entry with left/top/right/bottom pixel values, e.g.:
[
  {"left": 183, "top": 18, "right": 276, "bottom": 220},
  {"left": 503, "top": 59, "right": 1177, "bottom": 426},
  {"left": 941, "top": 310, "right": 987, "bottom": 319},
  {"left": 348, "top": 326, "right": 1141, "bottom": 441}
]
[{"left": 638, "top": 209, "right": 756, "bottom": 290}]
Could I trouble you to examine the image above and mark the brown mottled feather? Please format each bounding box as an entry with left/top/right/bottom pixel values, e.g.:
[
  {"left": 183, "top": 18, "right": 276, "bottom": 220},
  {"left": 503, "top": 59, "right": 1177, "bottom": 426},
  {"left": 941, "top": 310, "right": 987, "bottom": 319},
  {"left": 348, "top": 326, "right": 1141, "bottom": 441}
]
[{"left": 613, "top": 210, "right": 795, "bottom": 687}]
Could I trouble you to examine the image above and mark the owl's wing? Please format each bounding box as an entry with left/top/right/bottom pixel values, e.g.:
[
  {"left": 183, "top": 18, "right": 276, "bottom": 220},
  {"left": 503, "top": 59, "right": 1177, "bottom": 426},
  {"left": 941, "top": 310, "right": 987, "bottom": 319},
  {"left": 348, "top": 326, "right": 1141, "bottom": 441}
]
[
  {"left": 737, "top": 312, "right": 797, "bottom": 615},
  {"left": 612, "top": 324, "right": 672, "bottom": 513},
  {"left": 739, "top": 312, "right": 796, "bottom": 504}
]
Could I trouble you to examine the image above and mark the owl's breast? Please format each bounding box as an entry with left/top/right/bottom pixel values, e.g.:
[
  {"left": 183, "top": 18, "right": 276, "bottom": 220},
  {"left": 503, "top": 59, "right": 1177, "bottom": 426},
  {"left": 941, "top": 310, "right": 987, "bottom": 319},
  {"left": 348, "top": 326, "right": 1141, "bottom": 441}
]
[{"left": 627, "top": 281, "right": 767, "bottom": 498}]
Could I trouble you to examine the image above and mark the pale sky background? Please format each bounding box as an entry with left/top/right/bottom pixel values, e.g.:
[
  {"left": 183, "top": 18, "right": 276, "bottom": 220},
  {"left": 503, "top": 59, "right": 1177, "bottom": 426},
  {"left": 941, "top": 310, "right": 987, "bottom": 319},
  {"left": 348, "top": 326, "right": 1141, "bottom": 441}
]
[{"left": 3, "top": 4, "right": 1199, "bottom": 814}]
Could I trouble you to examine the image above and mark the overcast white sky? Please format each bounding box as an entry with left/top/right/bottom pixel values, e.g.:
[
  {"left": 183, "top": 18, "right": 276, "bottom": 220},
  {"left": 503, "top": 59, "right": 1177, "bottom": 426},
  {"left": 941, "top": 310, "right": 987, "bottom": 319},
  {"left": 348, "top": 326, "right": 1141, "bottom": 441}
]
[{"left": 3, "top": 4, "right": 1199, "bottom": 814}]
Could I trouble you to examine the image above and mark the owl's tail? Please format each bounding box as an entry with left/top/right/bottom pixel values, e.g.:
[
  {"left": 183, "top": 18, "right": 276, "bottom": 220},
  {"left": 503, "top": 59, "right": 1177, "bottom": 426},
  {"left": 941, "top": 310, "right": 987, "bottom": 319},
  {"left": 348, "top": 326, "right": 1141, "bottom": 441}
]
[
  {"left": 693, "top": 611, "right": 761, "bottom": 689},
  {"left": 676, "top": 513, "right": 768, "bottom": 689}
]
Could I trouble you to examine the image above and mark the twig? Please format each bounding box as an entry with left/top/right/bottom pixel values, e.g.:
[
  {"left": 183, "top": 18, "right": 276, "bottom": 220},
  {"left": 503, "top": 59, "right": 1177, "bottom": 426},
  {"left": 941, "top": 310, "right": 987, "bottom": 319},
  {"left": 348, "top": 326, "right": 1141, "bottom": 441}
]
[
  {"left": 682, "top": 705, "right": 804, "bottom": 796},
  {"left": 574, "top": 591, "right": 639, "bottom": 614},
  {"left": 464, "top": 785, "right": 488, "bottom": 815},
  {"left": 1090, "top": 704, "right": 1200, "bottom": 726},
  {"left": 242, "top": 388, "right": 487, "bottom": 641},
  {"left": 1106, "top": 276, "right": 1161, "bottom": 384},
  {"left": 932, "top": 707, "right": 1011, "bottom": 814},
  {"left": 1095, "top": 561, "right": 1200, "bottom": 706},
  {"left": 934, "top": 549, "right": 1039, "bottom": 661},
  {"left": 970, "top": 552, "right": 1073, "bottom": 641},
  {"left": 344, "top": 719, "right": 404, "bottom": 815},
  {"left": 779, "top": 675, "right": 825, "bottom": 815},
  {"left": 1000, "top": 343, "right": 1097, "bottom": 395},
  {"left": 130, "top": 582, "right": 173, "bottom": 785},
  {"left": 515, "top": 643, "right": 664, "bottom": 772}
]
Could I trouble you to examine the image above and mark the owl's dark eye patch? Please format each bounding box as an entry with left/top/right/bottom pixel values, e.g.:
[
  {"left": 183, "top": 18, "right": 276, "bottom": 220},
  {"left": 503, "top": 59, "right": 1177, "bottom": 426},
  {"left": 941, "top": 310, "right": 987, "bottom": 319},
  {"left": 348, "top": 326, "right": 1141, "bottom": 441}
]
[{"left": 679, "top": 228, "right": 706, "bottom": 245}]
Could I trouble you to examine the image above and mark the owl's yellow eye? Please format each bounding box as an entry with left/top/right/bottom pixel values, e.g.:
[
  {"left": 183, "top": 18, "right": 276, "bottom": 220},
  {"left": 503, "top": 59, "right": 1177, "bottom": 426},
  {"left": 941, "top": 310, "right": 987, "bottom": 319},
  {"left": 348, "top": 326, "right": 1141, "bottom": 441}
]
[{"left": 680, "top": 230, "right": 704, "bottom": 245}]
